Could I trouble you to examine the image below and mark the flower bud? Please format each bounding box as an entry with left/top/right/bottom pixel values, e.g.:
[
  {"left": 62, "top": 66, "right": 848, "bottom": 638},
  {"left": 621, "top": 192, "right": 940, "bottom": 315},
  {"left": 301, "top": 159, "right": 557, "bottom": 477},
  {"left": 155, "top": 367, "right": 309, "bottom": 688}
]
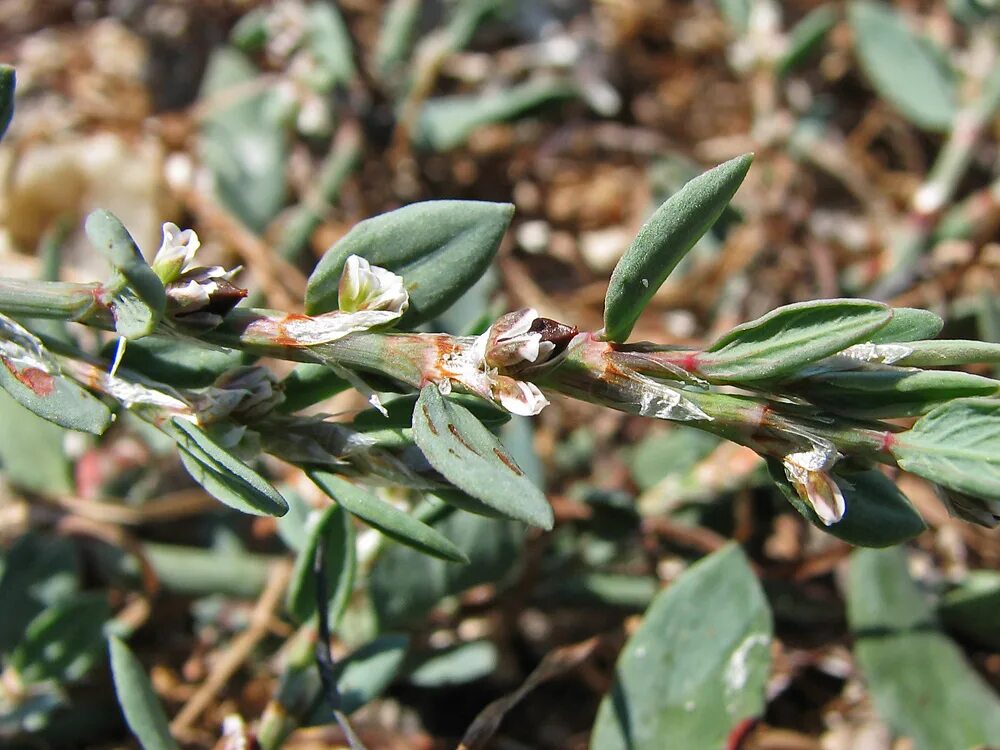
[
  {"left": 338, "top": 255, "right": 408, "bottom": 315},
  {"left": 152, "top": 222, "right": 201, "bottom": 284},
  {"left": 782, "top": 445, "right": 846, "bottom": 525}
]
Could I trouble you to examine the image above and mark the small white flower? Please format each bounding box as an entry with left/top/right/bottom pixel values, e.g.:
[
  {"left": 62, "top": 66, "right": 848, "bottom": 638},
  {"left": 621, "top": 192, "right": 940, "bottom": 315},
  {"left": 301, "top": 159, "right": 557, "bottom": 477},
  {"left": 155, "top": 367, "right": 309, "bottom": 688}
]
[
  {"left": 493, "top": 377, "right": 550, "bottom": 416},
  {"left": 338, "top": 255, "right": 409, "bottom": 315},
  {"left": 474, "top": 308, "right": 555, "bottom": 371},
  {"left": 152, "top": 222, "right": 201, "bottom": 283},
  {"left": 436, "top": 308, "right": 553, "bottom": 416},
  {"left": 782, "top": 444, "right": 847, "bottom": 526}
]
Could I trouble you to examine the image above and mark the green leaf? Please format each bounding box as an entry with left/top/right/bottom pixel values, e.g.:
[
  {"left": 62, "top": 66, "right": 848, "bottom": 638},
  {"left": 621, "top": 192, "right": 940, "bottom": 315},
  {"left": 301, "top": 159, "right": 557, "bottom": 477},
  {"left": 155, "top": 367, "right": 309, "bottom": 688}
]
[
  {"left": 411, "top": 385, "right": 552, "bottom": 529},
  {"left": 108, "top": 636, "right": 180, "bottom": 750},
  {"left": 374, "top": 0, "right": 421, "bottom": 83},
  {"left": 199, "top": 48, "right": 288, "bottom": 232},
  {"left": 85, "top": 210, "right": 166, "bottom": 340},
  {"left": 0, "top": 388, "right": 74, "bottom": 492},
  {"left": 938, "top": 571, "right": 1000, "bottom": 648},
  {"left": 12, "top": 593, "right": 110, "bottom": 683},
  {"left": 848, "top": 548, "right": 1000, "bottom": 750},
  {"left": 169, "top": 418, "right": 288, "bottom": 517},
  {"left": 408, "top": 640, "right": 498, "bottom": 687},
  {"left": 892, "top": 339, "right": 1000, "bottom": 367},
  {"left": 849, "top": 1, "right": 957, "bottom": 131},
  {"left": 414, "top": 79, "right": 576, "bottom": 151},
  {"left": 0, "top": 64, "right": 14, "bottom": 141},
  {"left": 104, "top": 338, "right": 249, "bottom": 389},
  {"left": 306, "top": 1, "right": 356, "bottom": 87},
  {"left": 0, "top": 358, "right": 111, "bottom": 435},
  {"left": 331, "top": 634, "right": 409, "bottom": 715},
  {"left": 371, "top": 511, "right": 522, "bottom": 628},
  {"left": 893, "top": 398, "right": 1000, "bottom": 505},
  {"left": 796, "top": 367, "right": 999, "bottom": 418},
  {"left": 768, "top": 460, "right": 926, "bottom": 547},
  {"left": 305, "top": 634, "right": 410, "bottom": 724},
  {"left": 308, "top": 470, "right": 468, "bottom": 563},
  {"left": 286, "top": 502, "right": 356, "bottom": 624},
  {"left": 591, "top": 545, "right": 772, "bottom": 750},
  {"left": 777, "top": 5, "right": 838, "bottom": 77},
  {"left": 698, "top": 299, "right": 892, "bottom": 382},
  {"left": 0, "top": 532, "right": 78, "bottom": 654},
  {"left": 306, "top": 200, "right": 514, "bottom": 327},
  {"left": 869, "top": 307, "right": 943, "bottom": 343},
  {"left": 603, "top": 154, "right": 753, "bottom": 342}
]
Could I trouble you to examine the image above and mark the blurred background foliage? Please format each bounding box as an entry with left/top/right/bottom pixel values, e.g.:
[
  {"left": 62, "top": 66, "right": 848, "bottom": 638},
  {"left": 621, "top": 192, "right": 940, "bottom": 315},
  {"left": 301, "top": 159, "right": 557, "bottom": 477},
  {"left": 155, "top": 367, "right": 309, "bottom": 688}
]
[{"left": 0, "top": 1, "right": 998, "bottom": 748}]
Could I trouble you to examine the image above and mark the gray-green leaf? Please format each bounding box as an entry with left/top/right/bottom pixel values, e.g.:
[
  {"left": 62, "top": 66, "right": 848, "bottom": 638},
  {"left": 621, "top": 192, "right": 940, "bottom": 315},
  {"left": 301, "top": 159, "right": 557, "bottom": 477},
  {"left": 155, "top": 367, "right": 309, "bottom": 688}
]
[
  {"left": 12, "top": 593, "right": 110, "bottom": 683},
  {"left": 414, "top": 79, "right": 576, "bottom": 152},
  {"left": 869, "top": 307, "right": 943, "bottom": 343},
  {"left": 85, "top": 210, "right": 166, "bottom": 340},
  {"left": 169, "top": 418, "right": 288, "bottom": 517},
  {"left": 199, "top": 48, "right": 288, "bottom": 232},
  {"left": 698, "top": 299, "right": 892, "bottom": 382},
  {"left": 849, "top": 1, "right": 957, "bottom": 131},
  {"left": 309, "top": 470, "right": 468, "bottom": 563},
  {"left": 849, "top": 548, "right": 1000, "bottom": 750},
  {"left": 777, "top": 5, "right": 838, "bottom": 77},
  {"left": 306, "top": 201, "right": 514, "bottom": 327},
  {"left": 286, "top": 502, "right": 356, "bottom": 624},
  {"left": 603, "top": 154, "right": 752, "bottom": 342},
  {"left": 590, "top": 544, "right": 772, "bottom": 750},
  {"left": 0, "top": 348, "right": 111, "bottom": 435},
  {"left": 371, "top": 510, "right": 522, "bottom": 628},
  {"left": 411, "top": 384, "right": 552, "bottom": 529},
  {"left": 769, "top": 460, "right": 926, "bottom": 547},
  {"left": 795, "top": 367, "right": 999, "bottom": 418},
  {"left": 108, "top": 636, "right": 181, "bottom": 750},
  {"left": 893, "top": 397, "right": 1000, "bottom": 506}
]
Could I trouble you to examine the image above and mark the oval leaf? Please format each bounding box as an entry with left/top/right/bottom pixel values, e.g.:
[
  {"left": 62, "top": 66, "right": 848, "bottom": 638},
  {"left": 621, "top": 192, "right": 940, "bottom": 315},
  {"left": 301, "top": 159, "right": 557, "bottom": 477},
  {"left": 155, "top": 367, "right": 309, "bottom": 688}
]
[
  {"left": 777, "top": 5, "right": 837, "bottom": 77},
  {"left": 309, "top": 471, "right": 468, "bottom": 563},
  {"left": 768, "top": 460, "right": 926, "bottom": 547},
  {"left": 199, "top": 48, "right": 289, "bottom": 232},
  {"left": 797, "top": 367, "right": 999, "bottom": 418},
  {"left": 869, "top": 307, "right": 943, "bottom": 343},
  {"left": 371, "top": 511, "right": 522, "bottom": 628},
  {"left": 698, "top": 299, "right": 892, "bottom": 382},
  {"left": 307, "top": 634, "right": 410, "bottom": 722},
  {"left": 414, "top": 80, "right": 576, "bottom": 152},
  {"left": 849, "top": 548, "right": 1000, "bottom": 749},
  {"left": 603, "top": 154, "right": 752, "bottom": 342},
  {"left": 169, "top": 418, "right": 288, "bottom": 517},
  {"left": 86, "top": 210, "right": 165, "bottom": 340},
  {"left": 306, "top": 200, "right": 514, "bottom": 326},
  {"left": 411, "top": 384, "right": 552, "bottom": 529},
  {"left": 849, "top": 1, "right": 957, "bottom": 131},
  {"left": 893, "top": 397, "right": 1000, "bottom": 505},
  {"left": 0, "top": 356, "right": 111, "bottom": 434},
  {"left": 893, "top": 339, "right": 1000, "bottom": 367},
  {"left": 13, "top": 592, "right": 110, "bottom": 683},
  {"left": 938, "top": 571, "right": 1000, "bottom": 648},
  {"left": 108, "top": 636, "right": 181, "bottom": 750},
  {"left": 0, "top": 314, "right": 111, "bottom": 434},
  {"left": 286, "top": 502, "right": 356, "bottom": 624},
  {"left": 591, "top": 544, "right": 772, "bottom": 750}
]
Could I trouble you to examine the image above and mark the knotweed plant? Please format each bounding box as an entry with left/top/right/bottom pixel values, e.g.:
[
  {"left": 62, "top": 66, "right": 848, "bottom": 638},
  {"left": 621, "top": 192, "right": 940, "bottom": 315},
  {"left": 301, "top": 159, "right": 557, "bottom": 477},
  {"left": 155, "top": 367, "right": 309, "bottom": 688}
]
[{"left": 2, "top": 62, "right": 1000, "bottom": 748}]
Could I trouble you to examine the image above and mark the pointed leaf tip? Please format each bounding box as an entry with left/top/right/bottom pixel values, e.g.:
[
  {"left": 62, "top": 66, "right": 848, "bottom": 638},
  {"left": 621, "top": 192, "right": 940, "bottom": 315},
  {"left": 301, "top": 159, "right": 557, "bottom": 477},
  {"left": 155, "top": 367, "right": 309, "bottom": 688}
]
[{"left": 603, "top": 153, "right": 752, "bottom": 342}]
